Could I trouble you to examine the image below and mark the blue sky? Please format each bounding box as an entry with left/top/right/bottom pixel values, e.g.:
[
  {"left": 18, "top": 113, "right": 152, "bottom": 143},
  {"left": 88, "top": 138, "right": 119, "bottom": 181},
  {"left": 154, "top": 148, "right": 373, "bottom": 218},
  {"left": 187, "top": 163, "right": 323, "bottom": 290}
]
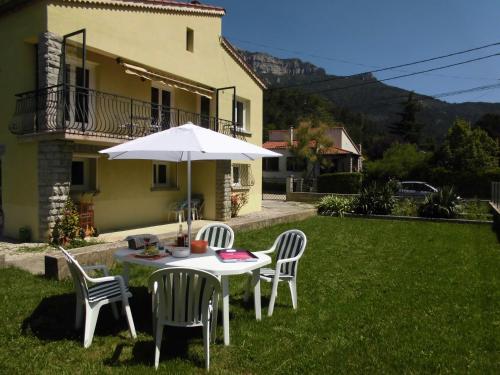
[{"left": 212, "top": 0, "right": 500, "bottom": 103}]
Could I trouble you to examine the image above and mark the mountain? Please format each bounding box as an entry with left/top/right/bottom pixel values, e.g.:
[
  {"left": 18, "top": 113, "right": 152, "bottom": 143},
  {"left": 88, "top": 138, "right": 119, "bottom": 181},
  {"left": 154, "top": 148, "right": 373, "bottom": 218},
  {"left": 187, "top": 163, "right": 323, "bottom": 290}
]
[{"left": 238, "top": 50, "right": 500, "bottom": 142}]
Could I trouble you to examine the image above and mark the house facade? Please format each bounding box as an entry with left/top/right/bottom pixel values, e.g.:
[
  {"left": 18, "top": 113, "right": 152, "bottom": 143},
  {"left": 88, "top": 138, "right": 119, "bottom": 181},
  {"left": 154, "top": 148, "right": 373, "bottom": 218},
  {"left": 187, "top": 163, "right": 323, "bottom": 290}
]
[
  {"left": 0, "top": 0, "right": 266, "bottom": 241},
  {"left": 262, "top": 127, "right": 362, "bottom": 184}
]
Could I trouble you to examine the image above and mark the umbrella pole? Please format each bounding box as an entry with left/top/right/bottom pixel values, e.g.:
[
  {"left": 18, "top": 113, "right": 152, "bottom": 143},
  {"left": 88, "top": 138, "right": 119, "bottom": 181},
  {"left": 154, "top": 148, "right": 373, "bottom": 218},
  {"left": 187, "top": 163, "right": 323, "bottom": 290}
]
[{"left": 187, "top": 151, "right": 192, "bottom": 250}]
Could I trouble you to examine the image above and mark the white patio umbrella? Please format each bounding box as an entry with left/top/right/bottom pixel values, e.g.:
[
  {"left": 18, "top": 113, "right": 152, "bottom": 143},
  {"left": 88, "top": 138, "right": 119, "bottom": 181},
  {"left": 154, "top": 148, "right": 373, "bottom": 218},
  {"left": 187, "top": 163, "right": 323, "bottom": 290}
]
[{"left": 99, "top": 122, "right": 281, "bottom": 248}]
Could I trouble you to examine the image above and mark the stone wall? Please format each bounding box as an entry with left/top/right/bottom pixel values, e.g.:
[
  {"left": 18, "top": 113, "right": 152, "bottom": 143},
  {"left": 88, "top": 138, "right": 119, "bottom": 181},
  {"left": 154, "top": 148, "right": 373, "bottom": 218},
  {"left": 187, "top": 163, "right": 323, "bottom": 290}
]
[
  {"left": 37, "top": 31, "right": 63, "bottom": 131},
  {"left": 38, "top": 140, "right": 74, "bottom": 241},
  {"left": 215, "top": 160, "right": 231, "bottom": 221}
]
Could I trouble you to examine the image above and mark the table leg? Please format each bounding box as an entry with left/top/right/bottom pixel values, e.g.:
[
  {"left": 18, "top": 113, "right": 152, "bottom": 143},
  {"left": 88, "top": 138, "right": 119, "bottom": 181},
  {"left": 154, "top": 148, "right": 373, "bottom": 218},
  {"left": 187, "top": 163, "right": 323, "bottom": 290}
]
[
  {"left": 252, "top": 269, "right": 262, "bottom": 321},
  {"left": 221, "top": 275, "right": 230, "bottom": 346}
]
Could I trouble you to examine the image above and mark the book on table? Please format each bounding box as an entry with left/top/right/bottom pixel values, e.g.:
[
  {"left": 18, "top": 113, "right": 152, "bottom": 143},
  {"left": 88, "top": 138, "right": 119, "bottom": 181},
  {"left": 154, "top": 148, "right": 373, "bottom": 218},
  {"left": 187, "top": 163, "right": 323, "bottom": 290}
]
[{"left": 215, "top": 249, "right": 258, "bottom": 262}]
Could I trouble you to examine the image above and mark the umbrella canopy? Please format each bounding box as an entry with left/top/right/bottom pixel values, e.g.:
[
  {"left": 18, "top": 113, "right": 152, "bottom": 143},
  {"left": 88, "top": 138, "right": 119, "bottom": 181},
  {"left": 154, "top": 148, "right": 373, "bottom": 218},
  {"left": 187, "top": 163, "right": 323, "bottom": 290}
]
[
  {"left": 100, "top": 123, "right": 280, "bottom": 162},
  {"left": 99, "top": 122, "right": 281, "bottom": 248}
]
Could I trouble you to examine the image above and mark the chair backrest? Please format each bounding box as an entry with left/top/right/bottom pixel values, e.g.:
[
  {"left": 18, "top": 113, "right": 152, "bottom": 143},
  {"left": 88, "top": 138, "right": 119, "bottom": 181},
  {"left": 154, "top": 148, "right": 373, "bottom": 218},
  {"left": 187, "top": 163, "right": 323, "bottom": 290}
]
[
  {"left": 195, "top": 223, "right": 234, "bottom": 249},
  {"left": 148, "top": 267, "right": 221, "bottom": 326},
  {"left": 59, "top": 247, "right": 90, "bottom": 301},
  {"left": 274, "top": 230, "right": 307, "bottom": 277}
]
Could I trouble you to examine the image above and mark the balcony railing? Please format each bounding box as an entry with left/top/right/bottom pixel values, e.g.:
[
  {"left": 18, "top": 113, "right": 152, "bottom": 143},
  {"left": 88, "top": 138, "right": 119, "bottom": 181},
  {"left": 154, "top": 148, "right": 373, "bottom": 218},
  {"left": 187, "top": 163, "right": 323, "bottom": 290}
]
[{"left": 10, "top": 84, "right": 245, "bottom": 141}]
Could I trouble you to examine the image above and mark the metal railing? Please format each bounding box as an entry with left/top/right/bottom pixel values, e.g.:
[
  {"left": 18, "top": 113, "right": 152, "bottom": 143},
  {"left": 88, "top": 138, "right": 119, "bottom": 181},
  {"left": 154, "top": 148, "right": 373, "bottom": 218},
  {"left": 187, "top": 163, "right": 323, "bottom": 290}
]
[
  {"left": 491, "top": 182, "right": 500, "bottom": 209},
  {"left": 10, "top": 84, "right": 245, "bottom": 141}
]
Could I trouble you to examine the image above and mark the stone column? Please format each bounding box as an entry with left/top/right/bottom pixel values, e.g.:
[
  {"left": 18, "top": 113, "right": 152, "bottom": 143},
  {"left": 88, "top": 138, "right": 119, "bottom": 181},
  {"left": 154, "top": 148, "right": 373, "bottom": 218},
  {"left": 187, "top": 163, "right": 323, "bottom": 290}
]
[
  {"left": 38, "top": 140, "right": 74, "bottom": 241},
  {"left": 37, "top": 32, "right": 64, "bottom": 131},
  {"left": 215, "top": 160, "right": 231, "bottom": 221}
]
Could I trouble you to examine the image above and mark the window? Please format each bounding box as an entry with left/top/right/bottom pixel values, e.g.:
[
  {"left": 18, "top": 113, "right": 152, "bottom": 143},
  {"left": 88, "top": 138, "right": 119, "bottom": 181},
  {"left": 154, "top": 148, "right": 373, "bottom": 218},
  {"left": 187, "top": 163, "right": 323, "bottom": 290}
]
[
  {"left": 153, "top": 161, "right": 177, "bottom": 188},
  {"left": 263, "top": 157, "right": 279, "bottom": 172},
  {"left": 235, "top": 99, "right": 249, "bottom": 130},
  {"left": 286, "top": 157, "right": 305, "bottom": 172},
  {"left": 151, "top": 87, "right": 172, "bottom": 130},
  {"left": 186, "top": 28, "right": 194, "bottom": 52},
  {"left": 232, "top": 164, "right": 255, "bottom": 187},
  {"left": 71, "top": 157, "right": 97, "bottom": 191}
]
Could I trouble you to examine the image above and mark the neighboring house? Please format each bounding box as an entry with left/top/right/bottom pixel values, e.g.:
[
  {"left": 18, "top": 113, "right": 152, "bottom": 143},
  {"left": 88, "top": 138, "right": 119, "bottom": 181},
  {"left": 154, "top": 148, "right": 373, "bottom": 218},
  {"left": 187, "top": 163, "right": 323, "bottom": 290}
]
[
  {"left": 262, "top": 127, "right": 362, "bottom": 184},
  {"left": 0, "top": 0, "right": 266, "bottom": 241}
]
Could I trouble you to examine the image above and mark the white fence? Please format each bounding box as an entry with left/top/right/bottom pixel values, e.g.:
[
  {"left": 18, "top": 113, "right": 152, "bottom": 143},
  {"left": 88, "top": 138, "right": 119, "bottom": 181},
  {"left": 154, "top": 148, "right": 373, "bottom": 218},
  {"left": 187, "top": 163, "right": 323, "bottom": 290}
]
[{"left": 491, "top": 182, "right": 500, "bottom": 210}]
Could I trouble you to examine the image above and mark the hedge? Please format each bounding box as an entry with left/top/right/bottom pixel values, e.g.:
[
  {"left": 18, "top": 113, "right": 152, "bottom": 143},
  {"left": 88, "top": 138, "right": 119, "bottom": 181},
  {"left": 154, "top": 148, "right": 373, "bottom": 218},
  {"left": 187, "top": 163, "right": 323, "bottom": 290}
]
[{"left": 318, "top": 172, "right": 362, "bottom": 194}]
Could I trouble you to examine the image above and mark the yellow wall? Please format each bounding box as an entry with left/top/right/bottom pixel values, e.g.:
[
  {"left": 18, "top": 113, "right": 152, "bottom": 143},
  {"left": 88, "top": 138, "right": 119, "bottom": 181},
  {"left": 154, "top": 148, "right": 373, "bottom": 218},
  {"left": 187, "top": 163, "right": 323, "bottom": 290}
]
[
  {"left": 47, "top": 1, "right": 264, "bottom": 217},
  {"left": 88, "top": 157, "right": 217, "bottom": 233},
  {"left": 1, "top": 1, "right": 264, "bottom": 240},
  {"left": 0, "top": 3, "right": 47, "bottom": 240}
]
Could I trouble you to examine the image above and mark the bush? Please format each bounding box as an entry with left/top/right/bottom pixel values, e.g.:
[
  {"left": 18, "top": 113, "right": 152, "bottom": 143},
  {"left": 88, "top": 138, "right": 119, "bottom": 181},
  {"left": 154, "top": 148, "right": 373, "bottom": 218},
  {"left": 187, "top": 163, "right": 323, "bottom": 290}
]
[
  {"left": 393, "top": 198, "right": 418, "bottom": 217},
  {"left": 317, "top": 195, "right": 354, "bottom": 217},
  {"left": 353, "top": 182, "right": 395, "bottom": 215},
  {"left": 50, "top": 198, "right": 82, "bottom": 246},
  {"left": 231, "top": 192, "right": 249, "bottom": 218},
  {"left": 418, "top": 186, "right": 460, "bottom": 219},
  {"left": 318, "top": 172, "right": 362, "bottom": 193}
]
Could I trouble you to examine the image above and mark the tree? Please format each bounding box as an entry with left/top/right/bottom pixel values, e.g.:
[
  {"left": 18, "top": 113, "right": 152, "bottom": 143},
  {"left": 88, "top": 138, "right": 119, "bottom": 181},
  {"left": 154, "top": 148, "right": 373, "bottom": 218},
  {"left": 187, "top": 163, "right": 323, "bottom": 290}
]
[
  {"left": 364, "top": 143, "right": 430, "bottom": 182},
  {"left": 389, "top": 92, "right": 423, "bottom": 144},
  {"left": 289, "top": 121, "right": 333, "bottom": 178},
  {"left": 474, "top": 113, "right": 500, "bottom": 142},
  {"left": 435, "top": 118, "right": 499, "bottom": 172}
]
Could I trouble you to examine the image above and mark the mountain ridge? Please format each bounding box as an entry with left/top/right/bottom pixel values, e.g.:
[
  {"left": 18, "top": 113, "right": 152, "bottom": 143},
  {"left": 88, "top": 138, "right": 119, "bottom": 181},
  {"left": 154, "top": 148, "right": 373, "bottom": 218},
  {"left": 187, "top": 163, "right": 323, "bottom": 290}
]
[{"left": 237, "top": 49, "right": 500, "bottom": 140}]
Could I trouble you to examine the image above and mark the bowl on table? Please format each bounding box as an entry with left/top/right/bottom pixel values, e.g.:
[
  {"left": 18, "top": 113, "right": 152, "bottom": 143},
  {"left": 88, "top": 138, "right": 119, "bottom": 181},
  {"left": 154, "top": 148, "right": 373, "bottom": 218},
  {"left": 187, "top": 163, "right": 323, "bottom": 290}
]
[
  {"left": 190, "top": 240, "right": 208, "bottom": 254},
  {"left": 169, "top": 246, "right": 190, "bottom": 258}
]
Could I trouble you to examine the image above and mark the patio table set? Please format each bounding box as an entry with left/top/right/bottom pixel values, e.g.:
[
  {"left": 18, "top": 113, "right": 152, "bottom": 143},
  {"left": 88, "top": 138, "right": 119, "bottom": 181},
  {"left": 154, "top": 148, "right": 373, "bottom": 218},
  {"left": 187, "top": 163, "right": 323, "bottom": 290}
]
[
  {"left": 58, "top": 122, "right": 309, "bottom": 370},
  {"left": 61, "top": 224, "right": 307, "bottom": 370}
]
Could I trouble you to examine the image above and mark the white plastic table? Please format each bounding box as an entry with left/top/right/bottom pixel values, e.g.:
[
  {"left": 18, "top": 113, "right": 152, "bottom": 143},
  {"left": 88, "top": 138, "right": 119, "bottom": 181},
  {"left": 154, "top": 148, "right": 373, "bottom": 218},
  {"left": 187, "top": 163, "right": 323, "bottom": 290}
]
[{"left": 114, "top": 247, "right": 272, "bottom": 345}]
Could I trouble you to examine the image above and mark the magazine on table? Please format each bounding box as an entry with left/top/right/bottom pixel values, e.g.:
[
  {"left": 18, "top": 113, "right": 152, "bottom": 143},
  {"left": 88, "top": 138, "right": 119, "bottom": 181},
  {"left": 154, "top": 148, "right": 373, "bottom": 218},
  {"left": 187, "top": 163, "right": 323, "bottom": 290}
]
[{"left": 215, "top": 249, "right": 258, "bottom": 262}]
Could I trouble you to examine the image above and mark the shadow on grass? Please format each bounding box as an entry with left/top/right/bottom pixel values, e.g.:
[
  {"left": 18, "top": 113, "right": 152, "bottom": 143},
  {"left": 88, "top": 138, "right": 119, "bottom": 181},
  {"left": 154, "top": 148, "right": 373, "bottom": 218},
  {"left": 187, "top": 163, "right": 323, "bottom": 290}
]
[
  {"left": 21, "top": 286, "right": 154, "bottom": 343},
  {"left": 104, "top": 327, "right": 205, "bottom": 368}
]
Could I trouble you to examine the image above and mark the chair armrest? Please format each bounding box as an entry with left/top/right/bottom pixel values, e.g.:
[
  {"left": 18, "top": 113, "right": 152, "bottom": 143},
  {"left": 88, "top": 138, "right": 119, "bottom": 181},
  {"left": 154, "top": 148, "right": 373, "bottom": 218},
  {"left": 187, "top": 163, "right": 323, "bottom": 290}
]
[
  {"left": 83, "top": 264, "right": 110, "bottom": 276},
  {"left": 276, "top": 254, "right": 302, "bottom": 267},
  {"left": 254, "top": 248, "right": 275, "bottom": 255}
]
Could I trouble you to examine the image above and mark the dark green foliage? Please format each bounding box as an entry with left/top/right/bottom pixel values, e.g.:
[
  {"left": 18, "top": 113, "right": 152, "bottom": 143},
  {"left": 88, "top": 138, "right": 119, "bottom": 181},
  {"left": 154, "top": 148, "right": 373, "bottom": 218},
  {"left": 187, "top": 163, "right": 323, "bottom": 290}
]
[
  {"left": 434, "top": 118, "right": 499, "bottom": 173},
  {"left": 364, "top": 143, "right": 429, "bottom": 183},
  {"left": 474, "top": 113, "right": 500, "bottom": 142},
  {"left": 389, "top": 92, "right": 424, "bottom": 144},
  {"left": 317, "top": 172, "right": 362, "bottom": 193},
  {"left": 418, "top": 186, "right": 461, "bottom": 219},
  {"left": 353, "top": 182, "right": 396, "bottom": 215},
  {"left": 50, "top": 198, "right": 82, "bottom": 246},
  {"left": 18, "top": 226, "right": 31, "bottom": 243}
]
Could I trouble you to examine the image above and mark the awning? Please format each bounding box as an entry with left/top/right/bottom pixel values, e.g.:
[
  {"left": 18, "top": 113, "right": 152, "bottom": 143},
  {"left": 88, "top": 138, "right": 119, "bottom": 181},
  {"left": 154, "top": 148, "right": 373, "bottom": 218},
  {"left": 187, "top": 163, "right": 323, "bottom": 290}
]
[{"left": 120, "top": 62, "right": 214, "bottom": 99}]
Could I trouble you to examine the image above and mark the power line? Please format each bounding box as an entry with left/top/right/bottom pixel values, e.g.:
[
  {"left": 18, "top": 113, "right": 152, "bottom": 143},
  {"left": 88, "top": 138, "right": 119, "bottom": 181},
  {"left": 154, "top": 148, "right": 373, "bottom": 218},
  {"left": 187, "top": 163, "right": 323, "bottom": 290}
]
[
  {"left": 233, "top": 38, "right": 500, "bottom": 88},
  {"left": 288, "top": 52, "right": 500, "bottom": 95},
  {"left": 346, "top": 82, "right": 500, "bottom": 111}
]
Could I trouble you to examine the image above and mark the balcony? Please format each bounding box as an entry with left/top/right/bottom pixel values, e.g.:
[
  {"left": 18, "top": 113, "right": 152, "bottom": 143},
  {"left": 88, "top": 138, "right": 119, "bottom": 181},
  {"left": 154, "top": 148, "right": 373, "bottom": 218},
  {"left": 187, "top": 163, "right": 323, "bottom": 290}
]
[{"left": 10, "top": 84, "right": 245, "bottom": 142}]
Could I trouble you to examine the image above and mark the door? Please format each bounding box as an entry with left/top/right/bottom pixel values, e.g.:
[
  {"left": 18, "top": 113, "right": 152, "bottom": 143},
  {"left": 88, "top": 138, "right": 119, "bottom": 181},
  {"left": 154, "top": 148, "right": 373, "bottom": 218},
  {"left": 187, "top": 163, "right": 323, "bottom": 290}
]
[
  {"left": 151, "top": 87, "right": 172, "bottom": 130},
  {"left": 200, "top": 96, "right": 210, "bottom": 128},
  {"left": 64, "top": 64, "right": 92, "bottom": 131}
]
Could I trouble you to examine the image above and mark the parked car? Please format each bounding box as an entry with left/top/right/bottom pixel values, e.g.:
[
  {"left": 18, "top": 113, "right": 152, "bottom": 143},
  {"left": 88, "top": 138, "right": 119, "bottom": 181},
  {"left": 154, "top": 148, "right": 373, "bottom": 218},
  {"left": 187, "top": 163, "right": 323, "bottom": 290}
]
[{"left": 397, "top": 181, "right": 438, "bottom": 197}]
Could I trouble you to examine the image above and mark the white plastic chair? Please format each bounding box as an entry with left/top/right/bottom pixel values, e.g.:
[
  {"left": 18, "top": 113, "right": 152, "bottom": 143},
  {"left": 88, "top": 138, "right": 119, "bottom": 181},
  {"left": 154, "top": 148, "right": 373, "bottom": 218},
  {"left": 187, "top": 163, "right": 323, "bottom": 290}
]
[
  {"left": 195, "top": 223, "right": 234, "bottom": 249},
  {"left": 148, "top": 267, "right": 221, "bottom": 370},
  {"left": 60, "top": 247, "right": 137, "bottom": 348},
  {"left": 245, "top": 230, "right": 307, "bottom": 316}
]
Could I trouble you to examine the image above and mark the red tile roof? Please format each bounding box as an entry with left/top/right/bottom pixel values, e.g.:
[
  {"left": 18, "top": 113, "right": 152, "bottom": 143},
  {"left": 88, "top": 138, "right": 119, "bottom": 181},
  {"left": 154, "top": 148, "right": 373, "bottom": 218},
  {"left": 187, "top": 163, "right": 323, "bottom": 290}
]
[{"left": 262, "top": 141, "right": 352, "bottom": 155}]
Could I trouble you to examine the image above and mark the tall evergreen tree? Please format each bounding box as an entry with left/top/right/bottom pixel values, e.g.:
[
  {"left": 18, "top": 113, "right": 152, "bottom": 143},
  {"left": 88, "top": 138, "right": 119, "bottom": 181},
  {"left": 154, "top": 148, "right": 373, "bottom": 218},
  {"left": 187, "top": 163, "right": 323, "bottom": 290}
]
[{"left": 389, "top": 92, "right": 423, "bottom": 144}]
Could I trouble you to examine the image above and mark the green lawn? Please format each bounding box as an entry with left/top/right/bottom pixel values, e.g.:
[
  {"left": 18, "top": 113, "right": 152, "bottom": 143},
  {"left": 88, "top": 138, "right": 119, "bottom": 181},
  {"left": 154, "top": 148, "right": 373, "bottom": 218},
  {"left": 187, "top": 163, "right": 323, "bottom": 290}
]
[{"left": 1, "top": 217, "right": 499, "bottom": 374}]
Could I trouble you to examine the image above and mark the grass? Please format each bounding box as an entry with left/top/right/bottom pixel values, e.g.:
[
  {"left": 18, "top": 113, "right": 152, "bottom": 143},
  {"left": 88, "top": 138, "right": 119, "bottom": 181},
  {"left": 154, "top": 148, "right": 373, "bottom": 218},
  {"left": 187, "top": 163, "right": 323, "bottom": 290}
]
[{"left": 1, "top": 216, "right": 499, "bottom": 374}]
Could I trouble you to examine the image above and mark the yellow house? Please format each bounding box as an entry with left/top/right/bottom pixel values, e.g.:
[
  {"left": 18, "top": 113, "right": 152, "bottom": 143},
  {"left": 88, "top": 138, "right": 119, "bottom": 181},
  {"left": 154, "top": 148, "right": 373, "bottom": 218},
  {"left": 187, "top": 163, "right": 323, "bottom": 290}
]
[{"left": 0, "top": 0, "right": 266, "bottom": 241}]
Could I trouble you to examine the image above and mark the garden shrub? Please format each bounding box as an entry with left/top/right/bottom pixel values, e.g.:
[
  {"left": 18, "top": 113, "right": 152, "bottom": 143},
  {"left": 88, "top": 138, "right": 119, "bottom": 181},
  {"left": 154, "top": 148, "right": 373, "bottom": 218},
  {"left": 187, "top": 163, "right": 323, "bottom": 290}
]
[
  {"left": 417, "top": 186, "right": 460, "bottom": 219},
  {"left": 353, "top": 182, "right": 395, "bottom": 215},
  {"left": 50, "top": 198, "right": 82, "bottom": 246},
  {"left": 318, "top": 172, "right": 362, "bottom": 193},
  {"left": 317, "top": 195, "right": 354, "bottom": 217},
  {"left": 393, "top": 198, "right": 418, "bottom": 217},
  {"left": 231, "top": 192, "right": 249, "bottom": 218}
]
